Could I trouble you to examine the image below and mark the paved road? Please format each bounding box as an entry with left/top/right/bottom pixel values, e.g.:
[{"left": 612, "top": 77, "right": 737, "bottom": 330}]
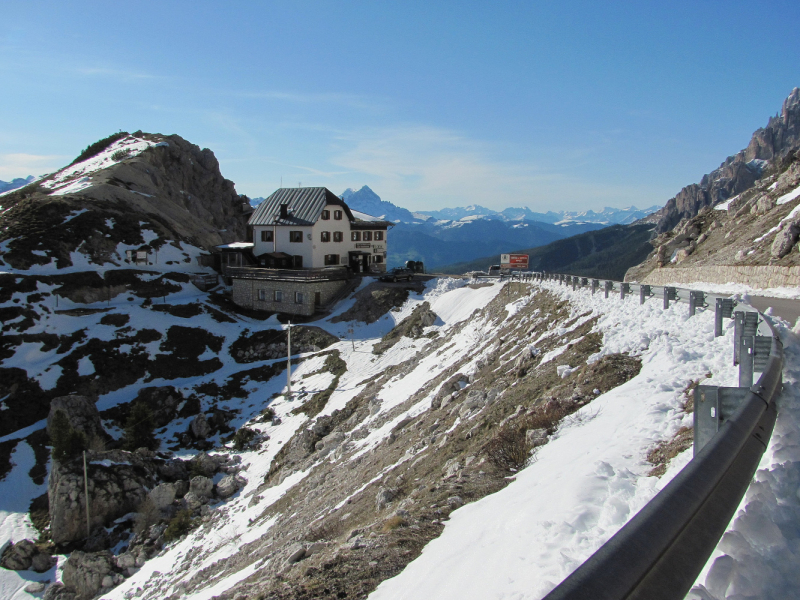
[{"left": 748, "top": 296, "right": 800, "bottom": 326}]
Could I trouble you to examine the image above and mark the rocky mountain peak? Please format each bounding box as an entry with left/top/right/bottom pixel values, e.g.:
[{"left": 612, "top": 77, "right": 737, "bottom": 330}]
[
  {"left": 654, "top": 88, "right": 800, "bottom": 233},
  {"left": 0, "top": 132, "right": 249, "bottom": 271}
]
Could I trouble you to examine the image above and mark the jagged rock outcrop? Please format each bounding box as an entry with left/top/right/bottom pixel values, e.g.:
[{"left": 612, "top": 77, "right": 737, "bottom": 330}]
[
  {"left": 61, "top": 550, "right": 120, "bottom": 600},
  {"left": 46, "top": 395, "right": 108, "bottom": 445},
  {"left": 48, "top": 449, "right": 161, "bottom": 544},
  {"left": 653, "top": 88, "right": 800, "bottom": 233}
]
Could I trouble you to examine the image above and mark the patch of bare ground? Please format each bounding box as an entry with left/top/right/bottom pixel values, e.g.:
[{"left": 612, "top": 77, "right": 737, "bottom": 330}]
[
  {"left": 159, "top": 284, "right": 647, "bottom": 600},
  {"left": 331, "top": 281, "right": 426, "bottom": 324},
  {"left": 647, "top": 426, "right": 694, "bottom": 477}
]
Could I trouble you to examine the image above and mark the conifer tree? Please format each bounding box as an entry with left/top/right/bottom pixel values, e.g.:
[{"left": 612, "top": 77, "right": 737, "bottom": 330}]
[{"left": 122, "top": 402, "right": 158, "bottom": 451}]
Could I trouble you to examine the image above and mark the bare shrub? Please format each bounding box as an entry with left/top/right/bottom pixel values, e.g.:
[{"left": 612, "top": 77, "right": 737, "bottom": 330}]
[
  {"left": 133, "top": 496, "right": 160, "bottom": 536},
  {"left": 381, "top": 515, "right": 406, "bottom": 533}
]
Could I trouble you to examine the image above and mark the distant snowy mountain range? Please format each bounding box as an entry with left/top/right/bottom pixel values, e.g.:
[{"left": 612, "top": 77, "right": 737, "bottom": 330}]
[
  {"left": 337, "top": 186, "right": 659, "bottom": 226},
  {"left": 0, "top": 175, "right": 34, "bottom": 194},
  {"left": 246, "top": 185, "right": 659, "bottom": 268},
  {"left": 249, "top": 185, "right": 658, "bottom": 227}
]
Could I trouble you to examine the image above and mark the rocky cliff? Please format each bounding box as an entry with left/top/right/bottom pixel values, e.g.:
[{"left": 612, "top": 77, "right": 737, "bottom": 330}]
[
  {"left": 652, "top": 88, "right": 800, "bottom": 233},
  {"left": 0, "top": 132, "right": 249, "bottom": 271}
]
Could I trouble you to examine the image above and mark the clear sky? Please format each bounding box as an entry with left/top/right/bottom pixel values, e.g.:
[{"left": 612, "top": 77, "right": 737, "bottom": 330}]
[{"left": 1, "top": 1, "right": 798, "bottom": 212}]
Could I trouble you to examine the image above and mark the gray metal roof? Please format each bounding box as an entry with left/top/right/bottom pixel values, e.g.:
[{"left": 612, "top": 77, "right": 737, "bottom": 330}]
[{"left": 248, "top": 187, "right": 355, "bottom": 226}]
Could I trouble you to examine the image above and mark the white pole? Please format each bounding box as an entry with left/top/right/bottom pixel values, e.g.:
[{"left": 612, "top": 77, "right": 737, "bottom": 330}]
[
  {"left": 287, "top": 321, "right": 292, "bottom": 398},
  {"left": 83, "top": 451, "right": 90, "bottom": 538}
]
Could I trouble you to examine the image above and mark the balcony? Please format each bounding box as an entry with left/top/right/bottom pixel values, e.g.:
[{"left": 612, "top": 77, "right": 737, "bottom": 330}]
[{"left": 224, "top": 266, "right": 351, "bottom": 282}]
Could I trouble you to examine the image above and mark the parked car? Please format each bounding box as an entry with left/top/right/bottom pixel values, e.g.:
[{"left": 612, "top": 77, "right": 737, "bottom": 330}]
[
  {"left": 379, "top": 267, "right": 414, "bottom": 282},
  {"left": 488, "top": 265, "right": 502, "bottom": 276}
]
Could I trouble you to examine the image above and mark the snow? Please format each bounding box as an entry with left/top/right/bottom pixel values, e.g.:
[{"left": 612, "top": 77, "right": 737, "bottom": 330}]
[
  {"left": 0, "top": 442, "right": 53, "bottom": 600},
  {"left": 776, "top": 184, "right": 800, "bottom": 205},
  {"left": 370, "top": 279, "right": 795, "bottom": 600},
  {"left": 351, "top": 209, "right": 382, "bottom": 221},
  {"left": 40, "top": 136, "right": 157, "bottom": 196},
  {"left": 714, "top": 195, "right": 739, "bottom": 211},
  {"left": 1, "top": 270, "right": 798, "bottom": 600}
]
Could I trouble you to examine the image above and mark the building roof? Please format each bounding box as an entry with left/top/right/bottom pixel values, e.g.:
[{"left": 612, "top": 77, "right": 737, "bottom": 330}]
[
  {"left": 248, "top": 187, "right": 354, "bottom": 226},
  {"left": 248, "top": 187, "right": 393, "bottom": 228}
]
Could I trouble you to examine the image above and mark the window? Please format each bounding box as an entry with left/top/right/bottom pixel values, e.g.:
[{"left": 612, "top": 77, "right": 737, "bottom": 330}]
[
  {"left": 351, "top": 231, "right": 361, "bottom": 241},
  {"left": 374, "top": 231, "right": 384, "bottom": 241},
  {"left": 320, "top": 231, "right": 331, "bottom": 243},
  {"left": 295, "top": 292, "right": 304, "bottom": 304},
  {"left": 324, "top": 254, "right": 339, "bottom": 266},
  {"left": 363, "top": 231, "right": 372, "bottom": 242},
  {"left": 334, "top": 210, "right": 342, "bottom": 220},
  {"left": 321, "top": 210, "right": 330, "bottom": 220},
  {"left": 274, "top": 290, "right": 283, "bottom": 302},
  {"left": 260, "top": 230, "right": 273, "bottom": 242},
  {"left": 373, "top": 255, "right": 383, "bottom": 264},
  {"left": 341, "top": 256, "right": 348, "bottom": 265},
  {"left": 258, "top": 289, "right": 267, "bottom": 300},
  {"left": 290, "top": 231, "right": 303, "bottom": 243},
  {"left": 333, "top": 231, "right": 343, "bottom": 242}
]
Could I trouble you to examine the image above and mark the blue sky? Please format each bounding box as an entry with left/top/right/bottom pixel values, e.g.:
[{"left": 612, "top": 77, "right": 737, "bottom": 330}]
[{"left": 1, "top": 1, "right": 798, "bottom": 211}]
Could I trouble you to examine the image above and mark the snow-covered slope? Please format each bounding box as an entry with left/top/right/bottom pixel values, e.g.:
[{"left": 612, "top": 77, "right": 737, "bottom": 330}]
[{"left": 2, "top": 272, "right": 797, "bottom": 600}]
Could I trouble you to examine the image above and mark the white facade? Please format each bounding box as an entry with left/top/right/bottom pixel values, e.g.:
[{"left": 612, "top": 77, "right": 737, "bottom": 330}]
[{"left": 252, "top": 202, "right": 387, "bottom": 270}]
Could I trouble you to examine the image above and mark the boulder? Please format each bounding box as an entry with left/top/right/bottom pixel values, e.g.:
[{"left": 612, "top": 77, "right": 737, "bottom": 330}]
[
  {"left": 61, "top": 550, "right": 115, "bottom": 600},
  {"left": 771, "top": 222, "right": 800, "bottom": 258},
  {"left": 1, "top": 539, "right": 38, "bottom": 570},
  {"left": 215, "top": 474, "right": 247, "bottom": 499},
  {"left": 43, "top": 583, "right": 75, "bottom": 600},
  {"left": 188, "top": 452, "right": 217, "bottom": 477},
  {"left": 48, "top": 449, "right": 160, "bottom": 544},
  {"left": 25, "top": 581, "right": 47, "bottom": 594},
  {"left": 189, "top": 476, "right": 213, "bottom": 498},
  {"left": 148, "top": 482, "right": 176, "bottom": 510},
  {"left": 189, "top": 414, "right": 211, "bottom": 439},
  {"left": 526, "top": 428, "right": 548, "bottom": 448},
  {"left": 46, "top": 395, "right": 108, "bottom": 444},
  {"left": 375, "top": 487, "right": 396, "bottom": 510},
  {"left": 182, "top": 492, "right": 203, "bottom": 512}
]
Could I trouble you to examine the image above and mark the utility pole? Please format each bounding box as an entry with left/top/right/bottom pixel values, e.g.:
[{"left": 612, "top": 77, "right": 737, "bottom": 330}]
[
  {"left": 83, "top": 451, "right": 91, "bottom": 539},
  {"left": 286, "top": 321, "right": 292, "bottom": 398}
]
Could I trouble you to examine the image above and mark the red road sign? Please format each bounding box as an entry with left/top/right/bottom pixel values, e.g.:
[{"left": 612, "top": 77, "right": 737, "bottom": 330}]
[{"left": 501, "top": 253, "right": 529, "bottom": 269}]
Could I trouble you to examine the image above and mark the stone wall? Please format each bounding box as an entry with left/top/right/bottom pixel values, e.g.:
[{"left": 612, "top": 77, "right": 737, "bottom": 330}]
[
  {"left": 639, "top": 265, "right": 800, "bottom": 289},
  {"left": 232, "top": 278, "right": 348, "bottom": 316}
]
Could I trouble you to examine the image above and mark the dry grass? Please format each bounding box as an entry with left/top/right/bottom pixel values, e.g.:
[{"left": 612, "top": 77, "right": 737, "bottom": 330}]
[
  {"left": 381, "top": 515, "right": 407, "bottom": 533},
  {"left": 647, "top": 426, "right": 694, "bottom": 477},
  {"left": 681, "top": 373, "right": 713, "bottom": 414}
]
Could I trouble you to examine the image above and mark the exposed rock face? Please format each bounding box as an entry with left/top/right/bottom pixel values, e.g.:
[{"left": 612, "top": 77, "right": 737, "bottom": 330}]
[
  {"left": 48, "top": 449, "right": 161, "bottom": 544},
  {"left": 0, "top": 132, "right": 249, "bottom": 271},
  {"left": 189, "top": 414, "right": 211, "bottom": 439},
  {"left": 771, "top": 222, "right": 800, "bottom": 258},
  {"left": 61, "top": 550, "right": 118, "bottom": 600},
  {"left": 46, "top": 395, "right": 108, "bottom": 444},
  {"left": 653, "top": 88, "right": 800, "bottom": 233}
]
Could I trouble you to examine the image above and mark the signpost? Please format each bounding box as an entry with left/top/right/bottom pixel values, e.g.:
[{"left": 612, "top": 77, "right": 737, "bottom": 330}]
[{"left": 500, "top": 253, "right": 529, "bottom": 271}]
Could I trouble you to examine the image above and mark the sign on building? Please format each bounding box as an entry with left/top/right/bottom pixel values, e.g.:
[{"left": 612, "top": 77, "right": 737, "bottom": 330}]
[{"left": 500, "top": 253, "right": 529, "bottom": 270}]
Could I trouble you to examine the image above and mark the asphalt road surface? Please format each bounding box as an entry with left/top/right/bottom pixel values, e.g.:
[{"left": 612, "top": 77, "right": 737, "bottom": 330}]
[{"left": 748, "top": 296, "right": 800, "bottom": 326}]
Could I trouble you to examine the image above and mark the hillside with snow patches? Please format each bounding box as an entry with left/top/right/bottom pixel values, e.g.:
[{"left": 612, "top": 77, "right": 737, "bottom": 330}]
[{"left": 2, "top": 268, "right": 799, "bottom": 599}]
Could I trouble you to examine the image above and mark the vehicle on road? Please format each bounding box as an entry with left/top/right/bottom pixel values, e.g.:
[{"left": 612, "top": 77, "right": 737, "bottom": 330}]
[
  {"left": 488, "top": 265, "right": 502, "bottom": 276},
  {"left": 379, "top": 267, "right": 414, "bottom": 282}
]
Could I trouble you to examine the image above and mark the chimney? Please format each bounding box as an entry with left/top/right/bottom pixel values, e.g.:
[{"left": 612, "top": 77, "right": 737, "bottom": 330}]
[{"left": 280, "top": 203, "right": 288, "bottom": 219}]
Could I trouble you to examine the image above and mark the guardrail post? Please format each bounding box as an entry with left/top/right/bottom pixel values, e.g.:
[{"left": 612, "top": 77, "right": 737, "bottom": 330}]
[
  {"left": 689, "top": 291, "right": 707, "bottom": 316},
  {"left": 591, "top": 279, "right": 599, "bottom": 295},
  {"left": 620, "top": 282, "right": 630, "bottom": 300},
  {"left": 739, "top": 335, "right": 755, "bottom": 388},
  {"left": 581, "top": 277, "right": 588, "bottom": 288},
  {"left": 693, "top": 385, "right": 750, "bottom": 454},
  {"left": 604, "top": 281, "right": 613, "bottom": 299},
  {"left": 572, "top": 276, "right": 577, "bottom": 290},
  {"left": 663, "top": 286, "right": 677, "bottom": 309},
  {"left": 715, "top": 299, "right": 724, "bottom": 337},
  {"left": 639, "top": 284, "right": 651, "bottom": 305},
  {"left": 734, "top": 311, "right": 744, "bottom": 365}
]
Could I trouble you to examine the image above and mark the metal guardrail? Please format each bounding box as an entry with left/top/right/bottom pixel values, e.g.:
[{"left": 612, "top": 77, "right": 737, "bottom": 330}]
[{"left": 525, "top": 272, "right": 785, "bottom": 600}]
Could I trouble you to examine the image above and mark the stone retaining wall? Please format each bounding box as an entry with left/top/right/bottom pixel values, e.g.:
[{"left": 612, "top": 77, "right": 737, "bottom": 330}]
[
  {"left": 639, "top": 265, "right": 800, "bottom": 289},
  {"left": 232, "top": 277, "right": 348, "bottom": 316}
]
